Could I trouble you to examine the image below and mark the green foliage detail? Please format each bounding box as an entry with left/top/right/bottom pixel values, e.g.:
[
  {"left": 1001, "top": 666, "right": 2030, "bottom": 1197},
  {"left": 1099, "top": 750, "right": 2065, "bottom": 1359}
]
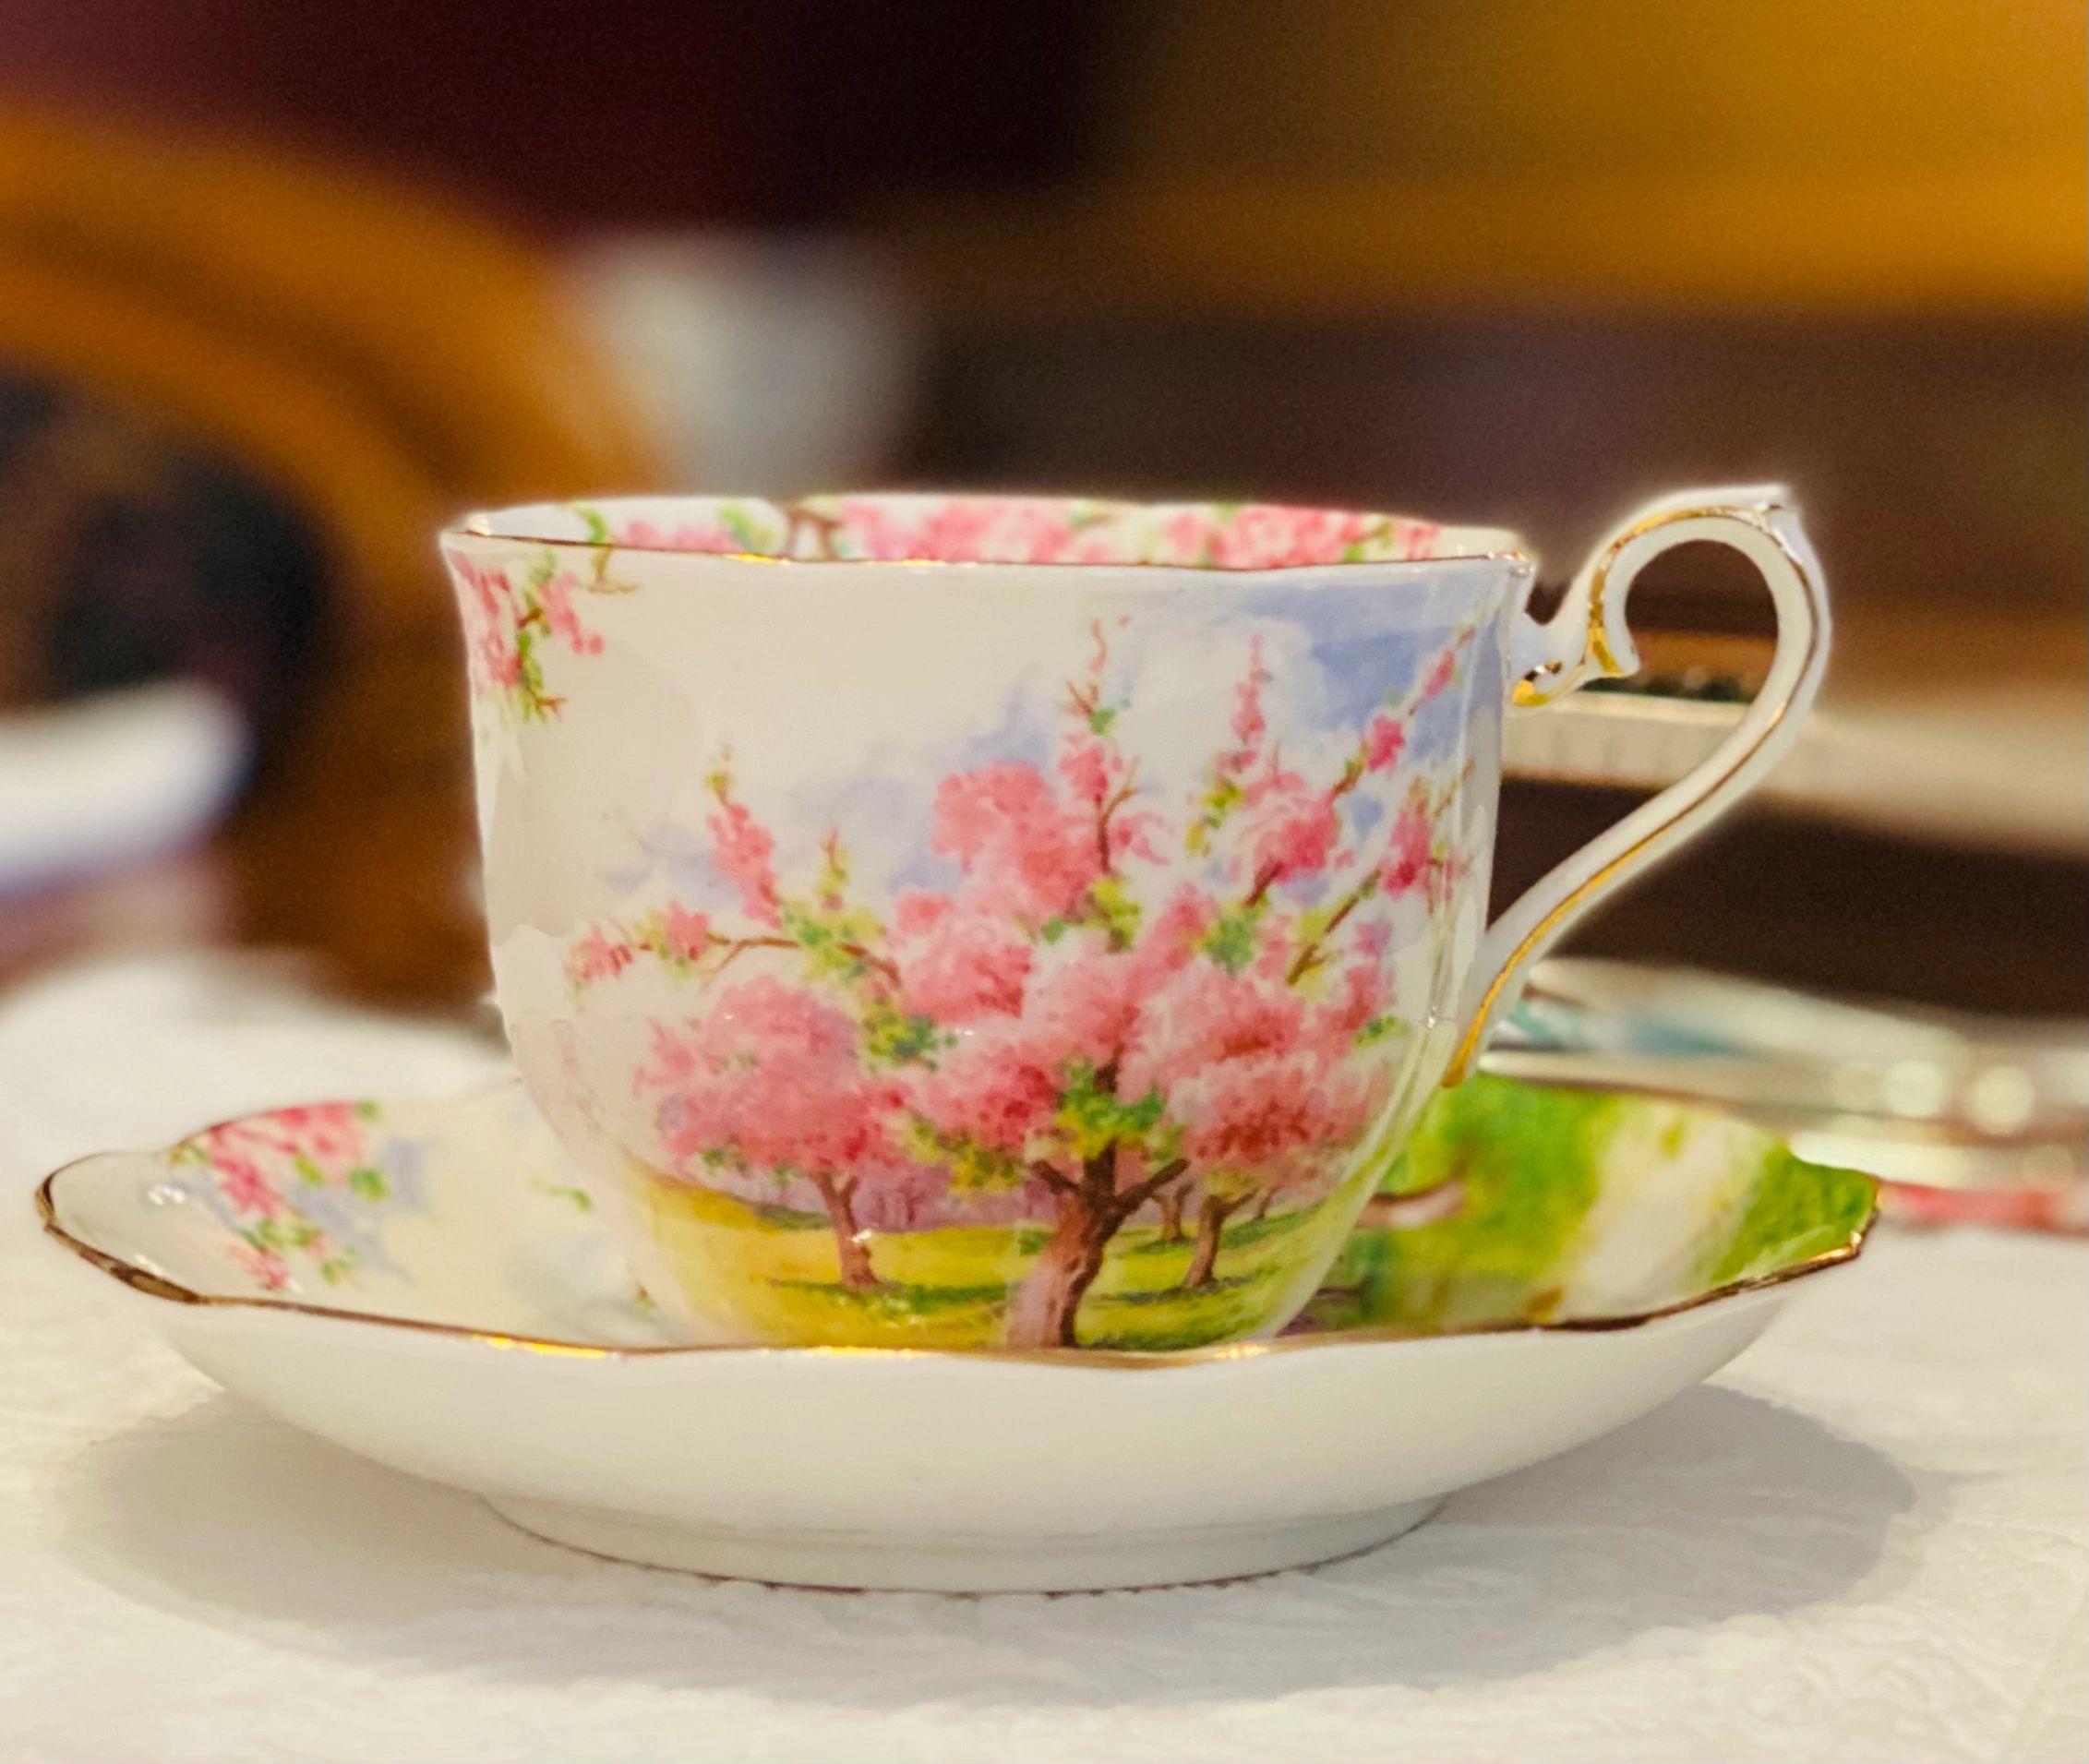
[
  {"left": 719, "top": 503, "right": 767, "bottom": 551},
  {"left": 863, "top": 1004, "right": 945, "bottom": 1068},
  {"left": 1055, "top": 1062, "right": 1165, "bottom": 1160},
  {"left": 1704, "top": 1147, "right": 1876, "bottom": 1287},
  {"left": 1087, "top": 874, "right": 1143, "bottom": 948},
  {"left": 905, "top": 1120, "right": 1025, "bottom": 1195},
  {"left": 1201, "top": 909, "right": 1260, "bottom": 975}
]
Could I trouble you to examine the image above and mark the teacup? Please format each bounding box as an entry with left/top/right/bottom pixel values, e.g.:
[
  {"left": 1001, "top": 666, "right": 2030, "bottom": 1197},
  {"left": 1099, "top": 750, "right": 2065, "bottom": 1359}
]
[{"left": 441, "top": 488, "right": 1826, "bottom": 1350}]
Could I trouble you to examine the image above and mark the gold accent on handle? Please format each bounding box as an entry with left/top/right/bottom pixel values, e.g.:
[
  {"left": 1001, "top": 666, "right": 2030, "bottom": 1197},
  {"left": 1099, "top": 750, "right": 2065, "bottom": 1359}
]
[
  {"left": 1510, "top": 501, "right": 1782, "bottom": 708},
  {"left": 1449, "top": 503, "right": 1821, "bottom": 1083}
]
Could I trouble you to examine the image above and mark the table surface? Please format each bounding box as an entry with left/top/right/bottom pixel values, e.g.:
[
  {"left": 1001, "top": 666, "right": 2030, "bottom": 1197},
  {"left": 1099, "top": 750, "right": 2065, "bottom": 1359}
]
[{"left": 2, "top": 956, "right": 2083, "bottom": 1764}]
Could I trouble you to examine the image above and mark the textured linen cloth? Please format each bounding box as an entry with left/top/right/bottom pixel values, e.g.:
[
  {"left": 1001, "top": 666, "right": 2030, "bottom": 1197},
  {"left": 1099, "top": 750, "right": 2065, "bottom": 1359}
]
[{"left": 1, "top": 956, "right": 2083, "bottom": 1764}]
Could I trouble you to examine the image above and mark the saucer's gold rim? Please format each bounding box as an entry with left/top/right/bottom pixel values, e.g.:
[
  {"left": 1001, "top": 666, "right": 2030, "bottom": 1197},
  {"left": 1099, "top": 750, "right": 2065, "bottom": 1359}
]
[{"left": 37, "top": 1158, "right": 1874, "bottom": 1369}]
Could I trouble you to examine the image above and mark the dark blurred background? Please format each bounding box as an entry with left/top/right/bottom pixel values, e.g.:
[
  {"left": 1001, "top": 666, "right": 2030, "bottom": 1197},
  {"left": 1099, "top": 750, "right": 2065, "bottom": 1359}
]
[{"left": 0, "top": 0, "right": 2080, "bottom": 1018}]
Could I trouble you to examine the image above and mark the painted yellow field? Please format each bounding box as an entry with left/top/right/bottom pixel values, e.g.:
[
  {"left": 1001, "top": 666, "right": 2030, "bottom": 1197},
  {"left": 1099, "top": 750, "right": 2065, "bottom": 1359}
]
[{"left": 637, "top": 1174, "right": 1356, "bottom": 1349}]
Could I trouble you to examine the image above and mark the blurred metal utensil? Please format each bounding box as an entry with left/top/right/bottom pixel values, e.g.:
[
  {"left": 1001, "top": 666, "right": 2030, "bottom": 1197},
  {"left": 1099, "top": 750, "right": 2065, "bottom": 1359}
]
[{"left": 1485, "top": 958, "right": 2087, "bottom": 1209}]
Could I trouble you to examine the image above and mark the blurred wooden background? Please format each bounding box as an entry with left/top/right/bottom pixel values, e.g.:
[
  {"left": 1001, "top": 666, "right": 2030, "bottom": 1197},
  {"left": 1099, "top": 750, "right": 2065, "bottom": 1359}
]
[{"left": 0, "top": 0, "right": 2080, "bottom": 1017}]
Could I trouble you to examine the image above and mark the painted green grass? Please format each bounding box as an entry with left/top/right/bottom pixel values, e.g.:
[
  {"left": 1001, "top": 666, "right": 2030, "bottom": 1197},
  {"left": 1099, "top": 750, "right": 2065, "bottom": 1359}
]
[
  {"left": 1328, "top": 1076, "right": 1617, "bottom": 1335},
  {"left": 636, "top": 1075, "right": 1878, "bottom": 1349},
  {"left": 639, "top": 1172, "right": 1343, "bottom": 1349},
  {"left": 1703, "top": 1143, "right": 1875, "bottom": 1286},
  {"left": 1297, "top": 1075, "right": 1877, "bottom": 1336}
]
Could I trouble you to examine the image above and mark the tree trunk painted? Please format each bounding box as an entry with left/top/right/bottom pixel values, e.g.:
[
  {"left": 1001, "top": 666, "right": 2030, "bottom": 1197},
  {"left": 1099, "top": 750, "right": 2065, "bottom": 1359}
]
[
  {"left": 1247, "top": 1186, "right": 1276, "bottom": 1223},
  {"left": 1180, "top": 1191, "right": 1244, "bottom": 1289},
  {"left": 1005, "top": 1187, "right": 1121, "bottom": 1348},
  {"left": 1156, "top": 1182, "right": 1188, "bottom": 1243},
  {"left": 810, "top": 1170, "right": 877, "bottom": 1290}
]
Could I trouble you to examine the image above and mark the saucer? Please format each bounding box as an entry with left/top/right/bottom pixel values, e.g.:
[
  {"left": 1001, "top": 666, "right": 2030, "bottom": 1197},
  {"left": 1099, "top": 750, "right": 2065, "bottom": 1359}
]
[{"left": 40, "top": 1075, "right": 1874, "bottom": 1591}]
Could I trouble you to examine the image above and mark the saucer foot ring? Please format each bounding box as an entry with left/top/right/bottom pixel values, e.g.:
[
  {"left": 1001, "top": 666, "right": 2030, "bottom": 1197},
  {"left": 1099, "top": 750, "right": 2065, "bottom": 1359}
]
[{"left": 484, "top": 1494, "right": 1446, "bottom": 1592}]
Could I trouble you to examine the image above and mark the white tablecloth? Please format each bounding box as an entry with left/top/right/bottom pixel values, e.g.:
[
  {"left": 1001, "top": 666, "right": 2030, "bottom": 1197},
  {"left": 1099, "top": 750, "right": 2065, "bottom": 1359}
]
[{"left": 2, "top": 958, "right": 2083, "bottom": 1764}]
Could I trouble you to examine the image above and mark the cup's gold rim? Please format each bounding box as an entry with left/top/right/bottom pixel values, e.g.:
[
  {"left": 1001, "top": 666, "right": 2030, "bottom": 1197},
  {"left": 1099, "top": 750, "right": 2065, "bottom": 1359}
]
[
  {"left": 37, "top": 1155, "right": 1874, "bottom": 1370},
  {"left": 439, "top": 493, "right": 1531, "bottom": 575}
]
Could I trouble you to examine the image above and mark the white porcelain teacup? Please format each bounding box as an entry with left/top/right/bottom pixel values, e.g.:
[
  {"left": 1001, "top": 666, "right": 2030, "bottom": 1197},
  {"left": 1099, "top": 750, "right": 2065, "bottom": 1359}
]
[{"left": 441, "top": 488, "right": 1826, "bottom": 1350}]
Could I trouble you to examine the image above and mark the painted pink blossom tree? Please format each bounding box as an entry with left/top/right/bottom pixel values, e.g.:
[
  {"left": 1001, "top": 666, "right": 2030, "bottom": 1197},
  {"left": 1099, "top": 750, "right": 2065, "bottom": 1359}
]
[
  {"left": 571, "top": 617, "right": 1475, "bottom": 1346},
  {"left": 636, "top": 977, "right": 912, "bottom": 1289}
]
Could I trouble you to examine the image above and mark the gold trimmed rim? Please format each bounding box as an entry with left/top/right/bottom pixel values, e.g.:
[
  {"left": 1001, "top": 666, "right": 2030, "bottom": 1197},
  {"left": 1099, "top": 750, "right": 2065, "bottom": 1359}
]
[
  {"left": 441, "top": 527, "right": 1536, "bottom": 579},
  {"left": 440, "top": 495, "right": 1529, "bottom": 575},
  {"left": 37, "top": 1158, "right": 1874, "bottom": 1370}
]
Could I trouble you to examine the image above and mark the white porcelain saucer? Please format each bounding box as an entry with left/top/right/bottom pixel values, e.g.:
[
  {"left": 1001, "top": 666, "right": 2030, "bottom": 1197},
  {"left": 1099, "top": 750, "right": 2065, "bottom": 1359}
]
[{"left": 40, "top": 1076, "right": 1874, "bottom": 1591}]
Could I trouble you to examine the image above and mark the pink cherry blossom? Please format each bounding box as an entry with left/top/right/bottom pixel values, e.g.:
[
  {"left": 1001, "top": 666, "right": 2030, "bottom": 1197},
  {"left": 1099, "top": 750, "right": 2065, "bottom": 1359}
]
[
  {"left": 828, "top": 499, "right": 910, "bottom": 560},
  {"left": 1230, "top": 636, "right": 1270, "bottom": 760},
  {"left": 1129, "top": 884, "right": 1219, "bottom": 983},
  {"left": 1315, "top": 954, "right": 1385, "bottom": 1047},
  {"left": 1159, "top": 508, "right": 1219, "bottom": 563},
  {"left": 565, "top": 927, "right": 633, "bottom": 988},
  {"left": 906, "top": 1018, "right": 1061, "bottom": 1156},
  {"left": 1123, "top": 960, "right": 1308, "bottom": 1096},
  {"left": 1019, "top": 931, "right": 1147, "bottom": 1071},
  {"left": 261, "top": 1103, "right": 362, "bottom": 1166},
  {"left": 1421, "top": 645, "right": 1459, "bottom": 701},
  {"left": 659, "top": 903, "right": 711, "bottom": 961},
  {"left": 1381, "top": 800, "right": 1435, "bottom": 894},
  {"left": 1397, "top": 521, "right": 1443, "bottom": 560},
  {"left": 446, "top": 551, "right": 508, "bottom": 632},
  {"left": 926, "top": 498, "right": 1080, "bottom": 565},
  {"left": 906, "top": 499, "right": 1002, "bottom": 561},
  {"left": 535, "top": 570, "right": 605, "bottom": 655},
  {"left": 649, "top": 978, "right": 898, "bottom": 1178},
  {"left": 232, "top": 1242, "right": 292, "bottom": 1290},
  {"left": 196, "top": 1103, "right": 366, "bottom": 1200},
  {"left": 1207, "top": 506, "right": 1301, "bottom": 570},
  {"left": 931, "top": 762, "right": 1099, "bottom": 922},
  {"left": 1363, "top": 713, "right": 1406, "bottom": 773},
  {"left": 708, "top": 793, "right": 783, "bottom": 926},
  {"left": 1058, "top": 735, "right": 1114, "bottom": 808},
  {"left": 830, "top": 498, "right": 1084, "bottom": 565},
  {"left": 1250, "top": 908, "right": 1300, "bottom": 981},
  {"left": 1052, "top": 736, "right": 1119, "bottom": 810},
  {"left": 1208, "top": 506, "right": 1375, "bottom": 570},
  {"left": 1240, "top": 770, "right": 1341, "bottom": 887},
  {"left": 1169, "top": 1052, "right": 1338, "bottom": 1169},
  {"left": 215, "top": 1154, "right": 282, "bottom": 1218},
  {"left": 888, "top": 890, "right": 1032, "bottom": 1023},
  {"left": 616, "top": 518, "right": 744, "bottom": 553},
  {"left": 1181, "top": 1050, "right": 1387, "bottom": 1178},
  {"left": 446, "top": 553, "right": 519, "bottom": 690},
  {"left": 1108, "top": 806, "right": 1164, "bottom": 865}
]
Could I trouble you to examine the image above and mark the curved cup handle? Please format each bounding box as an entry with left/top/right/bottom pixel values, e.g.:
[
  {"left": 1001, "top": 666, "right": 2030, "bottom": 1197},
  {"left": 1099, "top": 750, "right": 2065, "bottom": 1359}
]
[{"left": 1444, "top": 485, "right": 1831, "bottom": 1083}]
